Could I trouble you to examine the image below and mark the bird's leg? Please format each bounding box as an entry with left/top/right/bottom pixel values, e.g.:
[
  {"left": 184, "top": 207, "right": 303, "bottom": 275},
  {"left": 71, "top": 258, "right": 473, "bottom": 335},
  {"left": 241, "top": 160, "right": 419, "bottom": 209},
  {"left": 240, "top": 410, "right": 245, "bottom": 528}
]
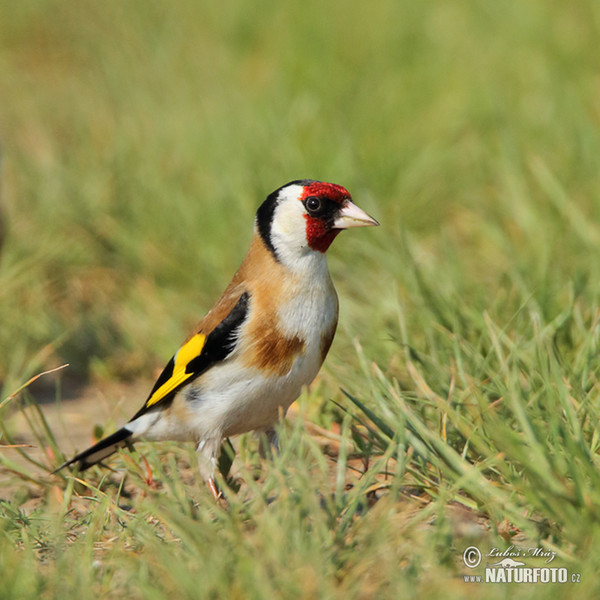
[
  {"left": 266, "top": 427, "right": 280, "bottom": 456},
  {"left": 206, "top": 476, "right": 221, "bottom": 502},
  {"left": 196, "top": 437, "right": 222, "bottom": 501},
  {"left": 258, "top": 427, "right": 280, "bottom": 459}
]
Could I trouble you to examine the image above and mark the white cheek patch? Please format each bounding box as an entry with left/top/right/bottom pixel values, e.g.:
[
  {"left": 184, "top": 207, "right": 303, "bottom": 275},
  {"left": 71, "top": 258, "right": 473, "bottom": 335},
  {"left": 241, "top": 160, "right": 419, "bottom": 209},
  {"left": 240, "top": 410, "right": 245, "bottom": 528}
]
[
  {"left": 272, "top": 200, "right": 305, "bottom": 239},
  {"left": 270, "top": 186, "right": 311, "bottom": 264}
]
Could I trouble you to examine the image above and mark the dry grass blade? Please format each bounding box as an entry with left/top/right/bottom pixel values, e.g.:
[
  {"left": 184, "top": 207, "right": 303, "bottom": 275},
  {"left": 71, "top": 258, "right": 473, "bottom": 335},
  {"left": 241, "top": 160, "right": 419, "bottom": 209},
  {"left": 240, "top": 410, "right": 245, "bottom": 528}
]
[{"left": 1, "top": 364, "right": 70, "bottom": 408}]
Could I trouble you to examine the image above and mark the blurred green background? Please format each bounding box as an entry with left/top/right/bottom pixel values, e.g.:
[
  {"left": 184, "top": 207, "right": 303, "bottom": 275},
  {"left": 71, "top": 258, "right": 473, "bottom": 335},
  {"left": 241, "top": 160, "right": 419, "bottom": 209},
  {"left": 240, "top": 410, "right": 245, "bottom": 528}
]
[
  {"left": 2, "top": 1, "right": 598, "bottom": 390},
  {"left": 3, "top": 2, "right": 600, "bottom": 599}
]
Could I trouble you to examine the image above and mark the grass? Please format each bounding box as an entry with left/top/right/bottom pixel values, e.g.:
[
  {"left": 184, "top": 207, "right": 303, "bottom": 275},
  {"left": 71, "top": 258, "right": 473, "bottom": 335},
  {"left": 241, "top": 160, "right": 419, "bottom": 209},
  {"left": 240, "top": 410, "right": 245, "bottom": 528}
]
[{"left": 2, "top": 0, "right": 600, "bottom": 597}]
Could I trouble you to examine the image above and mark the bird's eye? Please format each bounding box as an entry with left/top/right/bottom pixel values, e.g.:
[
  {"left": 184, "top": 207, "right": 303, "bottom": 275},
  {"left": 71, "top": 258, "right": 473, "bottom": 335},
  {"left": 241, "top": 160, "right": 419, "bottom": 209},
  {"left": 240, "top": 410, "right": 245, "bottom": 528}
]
[{"left": 304, "top": 196, "right": 323, "bottom": 215}]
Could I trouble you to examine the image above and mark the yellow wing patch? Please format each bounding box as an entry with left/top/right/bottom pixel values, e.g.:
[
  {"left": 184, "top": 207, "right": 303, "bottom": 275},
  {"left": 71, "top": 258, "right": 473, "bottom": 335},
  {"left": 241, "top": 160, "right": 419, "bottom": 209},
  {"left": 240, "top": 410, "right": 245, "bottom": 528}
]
[{"left": 145, "top": 333, "right": 206, "bottom": 408}]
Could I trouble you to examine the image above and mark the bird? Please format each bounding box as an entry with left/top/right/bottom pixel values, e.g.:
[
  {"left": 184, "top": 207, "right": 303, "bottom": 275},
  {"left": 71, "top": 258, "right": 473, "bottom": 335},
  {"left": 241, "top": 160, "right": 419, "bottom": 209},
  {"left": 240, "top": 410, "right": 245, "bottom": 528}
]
[{"left": 54, "top": 179, "right": 379, "bottom": 498}]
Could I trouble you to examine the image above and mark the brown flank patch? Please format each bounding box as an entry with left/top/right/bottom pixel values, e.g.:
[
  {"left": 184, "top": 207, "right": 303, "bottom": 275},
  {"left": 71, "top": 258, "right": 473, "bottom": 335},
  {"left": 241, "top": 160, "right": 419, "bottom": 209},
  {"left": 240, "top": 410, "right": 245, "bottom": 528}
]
[{"left": 247, "top": 328, "right": 305, "bottom": 376}]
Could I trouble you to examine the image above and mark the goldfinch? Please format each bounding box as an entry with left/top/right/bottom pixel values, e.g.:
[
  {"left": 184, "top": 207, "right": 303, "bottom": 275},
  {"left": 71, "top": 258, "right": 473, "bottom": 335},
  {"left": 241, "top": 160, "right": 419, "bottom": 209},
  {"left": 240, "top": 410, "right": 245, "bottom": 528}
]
[{"left": 55, "top": 180, "right": 378, "bottom": 496}]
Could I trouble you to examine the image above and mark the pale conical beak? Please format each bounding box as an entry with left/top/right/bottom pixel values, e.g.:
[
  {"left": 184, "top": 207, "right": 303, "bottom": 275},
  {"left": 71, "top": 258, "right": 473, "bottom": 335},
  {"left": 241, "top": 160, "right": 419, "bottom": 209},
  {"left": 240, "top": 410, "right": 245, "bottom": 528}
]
[{"left": 333, "top": 200, "right": 380, "bottom": 229}]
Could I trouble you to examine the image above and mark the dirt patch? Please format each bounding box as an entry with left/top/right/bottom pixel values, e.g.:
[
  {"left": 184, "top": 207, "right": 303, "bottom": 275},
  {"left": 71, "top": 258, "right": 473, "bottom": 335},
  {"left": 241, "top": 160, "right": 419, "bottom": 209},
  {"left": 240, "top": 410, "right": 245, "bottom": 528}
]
[{"left": 2, "top": 373, "right": 152, "bottom": 477}]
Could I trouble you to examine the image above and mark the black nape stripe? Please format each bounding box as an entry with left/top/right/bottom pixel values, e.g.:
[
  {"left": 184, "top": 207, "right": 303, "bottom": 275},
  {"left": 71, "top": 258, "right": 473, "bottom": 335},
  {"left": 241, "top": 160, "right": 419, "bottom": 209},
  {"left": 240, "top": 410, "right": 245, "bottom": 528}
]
[{"left": 255, "top": 189, "right": 280, "bottom": 260}]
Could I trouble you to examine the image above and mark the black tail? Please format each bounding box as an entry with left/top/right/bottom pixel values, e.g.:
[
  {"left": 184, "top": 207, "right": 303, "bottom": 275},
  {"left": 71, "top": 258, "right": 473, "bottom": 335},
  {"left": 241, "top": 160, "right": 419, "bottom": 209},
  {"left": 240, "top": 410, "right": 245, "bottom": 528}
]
[{"left": 53, "top": 427, "right": 134, "bottom": 474}]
